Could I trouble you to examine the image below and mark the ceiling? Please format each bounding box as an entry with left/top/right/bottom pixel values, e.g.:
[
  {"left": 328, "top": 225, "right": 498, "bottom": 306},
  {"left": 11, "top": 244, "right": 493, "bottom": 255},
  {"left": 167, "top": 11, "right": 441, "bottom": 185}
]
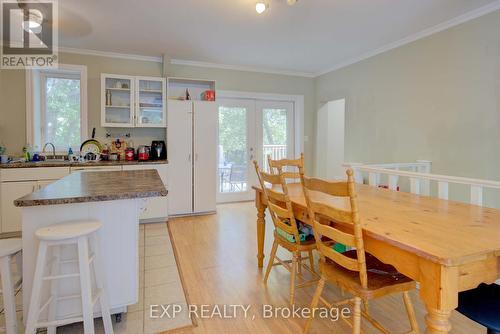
[{"left": 58, "top": 0, "right": 500, "bottom": 76}]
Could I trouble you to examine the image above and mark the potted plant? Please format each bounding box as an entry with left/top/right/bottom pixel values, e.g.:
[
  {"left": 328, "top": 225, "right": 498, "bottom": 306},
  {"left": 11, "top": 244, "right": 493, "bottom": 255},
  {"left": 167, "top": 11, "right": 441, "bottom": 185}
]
[{"left": 0, "top": 144, "right": 8, "bottom": 164}]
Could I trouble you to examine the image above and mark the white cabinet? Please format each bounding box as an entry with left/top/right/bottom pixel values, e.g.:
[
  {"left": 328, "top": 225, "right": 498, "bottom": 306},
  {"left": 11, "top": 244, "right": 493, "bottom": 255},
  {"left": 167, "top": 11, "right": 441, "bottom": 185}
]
[
  {"left": 122, "top": 164, "right": 168, "bottom": 220},
  {"left": 1, "top": 181, "right": 36, "bottom": 232},
  {"left": 101, "top": 74, "right": 166, "bottom": 128},
  {"left": 167, "top": 100, "right": 217, "bottom": 216},
  {"left": 101, "top": 74, "right": 135, "bottom": 127},
  {"left": 135, "top": 77, "right": 166, "bottom": 127},
  {"left": 0, "top": 179, "right": 60, "bottom": 232}
]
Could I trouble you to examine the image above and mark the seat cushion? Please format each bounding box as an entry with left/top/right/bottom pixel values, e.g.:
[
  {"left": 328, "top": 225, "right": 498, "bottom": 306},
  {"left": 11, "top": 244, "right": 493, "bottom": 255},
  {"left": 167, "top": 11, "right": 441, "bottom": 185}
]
[
  {"left": 457, "top": 283, "right": 500, "bottom": 331},
  {"left": 320, "top": 250, "right": 415, "bottom": 299}
]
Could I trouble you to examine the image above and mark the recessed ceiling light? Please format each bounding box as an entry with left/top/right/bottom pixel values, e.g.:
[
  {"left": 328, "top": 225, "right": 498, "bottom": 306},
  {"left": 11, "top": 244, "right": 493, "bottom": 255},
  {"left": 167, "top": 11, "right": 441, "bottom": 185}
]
[
  {"left": 255, "top": 2, "right": 268, "bottom": 14},
  {"left": 287, "top": 0, "right": 298, "bottom": 5}
]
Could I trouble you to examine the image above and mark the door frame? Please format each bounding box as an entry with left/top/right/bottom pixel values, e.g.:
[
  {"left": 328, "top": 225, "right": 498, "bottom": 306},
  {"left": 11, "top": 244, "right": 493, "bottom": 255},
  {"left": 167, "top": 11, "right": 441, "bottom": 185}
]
[{"left": 217, "top": 91, "right": 305, "bottom": 203}]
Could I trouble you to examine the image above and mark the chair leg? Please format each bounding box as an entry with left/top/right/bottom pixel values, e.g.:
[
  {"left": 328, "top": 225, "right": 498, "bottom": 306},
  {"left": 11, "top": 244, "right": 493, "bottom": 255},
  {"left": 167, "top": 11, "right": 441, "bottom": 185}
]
[
  {"left": 363, "top": 300, "right": 369, "bottom": 315},
  {"left": 26, "top": 241, "right": 49, "bottom": 334},
  {"left": 353, "top": 297, "right": 362, "bottom": 334},
  {"left": 78, "top": 237, "right": 96, "bottom": 334},
  {"left": 303, "top": 277, "right": 325, "bottom": 334},
  {"left": 263, "top": 239, "right": 278, "bottom": 284},
  {"left": 298, "top": 252, "right": 302, "bottom": 275},
  {"left": 0, "top": 255, "right": 17, "bottom": 334},
  {"left": 289, "top": 252, "right": 299, "bottom": 305},
  {"left": 403, "top": 291, "right": 420, "bottom": 334},
  {"left": 308, "top": 250, "right": 315, "bottom": 273}
]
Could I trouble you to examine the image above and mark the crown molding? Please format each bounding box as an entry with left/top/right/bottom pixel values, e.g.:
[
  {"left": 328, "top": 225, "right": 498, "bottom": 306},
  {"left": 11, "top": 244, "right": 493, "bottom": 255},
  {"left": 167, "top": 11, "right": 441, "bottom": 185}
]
[
  {"left": 170, "top": 59, "right": 315, "bottom": 78},
  {"left": 315, "top": 0, "right": 500, "bottom": 77},
  {"left": 59, "top": 47, "right": 162, "bottom": 63}
]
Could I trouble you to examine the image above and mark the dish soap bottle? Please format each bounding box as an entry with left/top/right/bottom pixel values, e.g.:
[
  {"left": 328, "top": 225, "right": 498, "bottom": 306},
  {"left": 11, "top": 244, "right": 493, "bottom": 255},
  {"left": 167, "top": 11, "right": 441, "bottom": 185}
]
[{"left": 68, "top": 147, "right": 74, "bottom": 161}]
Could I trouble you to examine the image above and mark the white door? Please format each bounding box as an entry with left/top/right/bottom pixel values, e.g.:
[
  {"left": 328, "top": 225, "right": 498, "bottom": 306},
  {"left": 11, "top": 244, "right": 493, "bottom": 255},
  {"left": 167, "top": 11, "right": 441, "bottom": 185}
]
[
  {"left": 217, "top": 98, "right": 295, "bottom": 203},
  {"left": 194, "top": 101, "right": 217, "bottom": 213},
  {"left": 256, "top": 101, "right": 295, "bottom": 172},
  {"left": 217, "top": 99, "right": 257, "bottom": 202},
  {"left": 167, "top": 100, "right": 193, "bottom": 215}
]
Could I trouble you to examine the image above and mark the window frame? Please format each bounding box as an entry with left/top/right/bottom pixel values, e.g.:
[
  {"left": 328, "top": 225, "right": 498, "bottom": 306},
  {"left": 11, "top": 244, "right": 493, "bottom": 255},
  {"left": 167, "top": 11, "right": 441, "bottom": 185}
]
[{"left": 26, "top": 64, "right": 88, "bottom": 153}]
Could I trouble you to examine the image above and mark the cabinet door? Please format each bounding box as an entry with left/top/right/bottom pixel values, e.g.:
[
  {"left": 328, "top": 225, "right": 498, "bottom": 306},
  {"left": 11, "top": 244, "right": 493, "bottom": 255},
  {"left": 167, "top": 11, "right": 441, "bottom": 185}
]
[
  {"left": 1, "top": 181, "right": 37, "bottom": 232},
  {"left": 135, "top": 77, "right": 166, "bottom": 127},
  {"left": 167, "top": 100, "right": 193, "bottom": 215},
  {"left": 193, "top": 101, "right": 217, "bottom": 213},
  {"left": 122, "top": 164, "right": 168, "bottom": 220},
  {"left": 101, "top": 74, "right": 135, "bottom": 127}
]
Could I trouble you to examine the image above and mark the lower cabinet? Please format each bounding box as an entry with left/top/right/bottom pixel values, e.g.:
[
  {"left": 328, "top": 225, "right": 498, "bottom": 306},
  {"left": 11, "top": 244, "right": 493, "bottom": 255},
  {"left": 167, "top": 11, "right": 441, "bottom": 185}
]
[
  {"left": 0, "top": 179, "right": 58, "bottom": 232},
  {"left": 122, "top": 164, "right": 168, "bottom": 221},
  {"left": 0, "top": 163, "right": 168, "bottom": 233}
]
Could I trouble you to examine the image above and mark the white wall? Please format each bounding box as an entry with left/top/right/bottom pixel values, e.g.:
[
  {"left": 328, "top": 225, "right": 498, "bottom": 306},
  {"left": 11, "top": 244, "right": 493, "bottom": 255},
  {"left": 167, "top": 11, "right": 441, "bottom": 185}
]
[{"left": 315, "top": 99, "right": 345, "bottom": 179}]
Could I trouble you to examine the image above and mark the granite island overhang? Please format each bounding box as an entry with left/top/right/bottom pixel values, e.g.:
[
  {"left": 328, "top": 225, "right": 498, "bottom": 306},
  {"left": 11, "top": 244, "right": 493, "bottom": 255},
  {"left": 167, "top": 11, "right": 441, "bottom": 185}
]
[{"left": 14, "top": 169, "right": 167, "bottom": 321}]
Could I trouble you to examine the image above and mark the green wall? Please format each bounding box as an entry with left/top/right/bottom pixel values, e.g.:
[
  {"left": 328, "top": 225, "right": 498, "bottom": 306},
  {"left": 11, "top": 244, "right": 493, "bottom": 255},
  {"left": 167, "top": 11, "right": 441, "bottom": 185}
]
[{"left": 315, "top": 10, "right": 500, "bottom": 207}]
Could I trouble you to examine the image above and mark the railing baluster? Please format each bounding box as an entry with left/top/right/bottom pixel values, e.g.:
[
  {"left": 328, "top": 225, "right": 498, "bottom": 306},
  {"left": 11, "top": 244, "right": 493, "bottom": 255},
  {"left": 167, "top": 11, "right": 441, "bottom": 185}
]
[
  {"left": 470, "top": 186, "right": 483, "bottom": 206},
  {"left": 410, "top": 178, "right": 421, "bottom": 195},
  {"left": 368, "top": 173, "right": 380, "bottom": 187},
  {"left": 388, "top": 175, "right": 399, "bottom": 191},
  {"left": 438, "top": 181, "right": 449, "bottom": 200}
]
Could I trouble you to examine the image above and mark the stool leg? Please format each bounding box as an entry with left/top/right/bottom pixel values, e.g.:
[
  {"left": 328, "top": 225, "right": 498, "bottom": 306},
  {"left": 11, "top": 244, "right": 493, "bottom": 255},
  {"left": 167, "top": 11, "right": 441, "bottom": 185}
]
[
  {"left": 47, "top": 246, "right": 60, "bottom": 334},
  {"left": 26, "top": 241, "right": 49, "bottom": 334},
  {"left": 0, "top": 255, "right": 17, "bottom": 334},
  {"left": 78, "top": 236, "right": 95, "bottom": 334},
  {"left": 90, "top": 233, "right": 114, "bottom": 334}
]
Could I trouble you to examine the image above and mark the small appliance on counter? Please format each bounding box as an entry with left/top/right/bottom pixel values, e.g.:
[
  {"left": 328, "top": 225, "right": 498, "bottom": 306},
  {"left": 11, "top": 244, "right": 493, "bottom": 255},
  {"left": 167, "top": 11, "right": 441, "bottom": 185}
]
[
  {"left": 151, "top": 141, "right": 166, "bottom": 160},
  {"left": 137, "top": 145, "right": 150, "bottom": 161}
]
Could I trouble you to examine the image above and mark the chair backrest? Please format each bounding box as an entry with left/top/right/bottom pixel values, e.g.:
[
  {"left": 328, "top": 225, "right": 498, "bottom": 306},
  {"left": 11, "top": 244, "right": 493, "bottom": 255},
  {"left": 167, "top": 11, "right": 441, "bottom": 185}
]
[
  {"left": 267, "top": 153, "right": 305, "bottom": 182},
  {"left": 253, "top": 161, "right": 301, "bottom": 244},
  {"left": 300, "top": 169, "right": 368, "bottom": 289}
]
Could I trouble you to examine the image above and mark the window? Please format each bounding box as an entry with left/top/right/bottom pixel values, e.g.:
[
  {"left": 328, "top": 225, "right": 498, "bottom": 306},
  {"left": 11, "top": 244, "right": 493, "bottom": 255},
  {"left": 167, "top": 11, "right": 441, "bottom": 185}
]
[{"left": 26, "top": 64, "right": 87, "bottom": 152}]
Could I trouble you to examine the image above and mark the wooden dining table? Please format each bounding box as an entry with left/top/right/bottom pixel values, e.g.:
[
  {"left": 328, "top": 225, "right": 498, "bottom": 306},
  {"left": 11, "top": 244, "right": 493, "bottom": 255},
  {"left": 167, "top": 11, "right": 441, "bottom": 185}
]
[{"left": 253, "top": 183, "right": 500, "bottom": 334}]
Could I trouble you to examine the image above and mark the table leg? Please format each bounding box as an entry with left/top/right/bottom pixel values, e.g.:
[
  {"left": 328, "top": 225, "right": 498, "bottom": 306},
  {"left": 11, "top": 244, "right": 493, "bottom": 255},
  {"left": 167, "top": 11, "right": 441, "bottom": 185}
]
[
  {"left": 256, "top": 191, "right": 266, "bottom": 268},
  {"left": 425, "top": 307, "right": 452, "bottom": 334}
]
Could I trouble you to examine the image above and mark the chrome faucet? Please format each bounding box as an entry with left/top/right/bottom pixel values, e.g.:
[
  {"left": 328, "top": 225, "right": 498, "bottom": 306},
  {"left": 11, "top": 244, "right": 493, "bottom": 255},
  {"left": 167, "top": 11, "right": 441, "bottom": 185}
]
[{"left": 42, "top": 142, "right": 56, "bottom": 159}]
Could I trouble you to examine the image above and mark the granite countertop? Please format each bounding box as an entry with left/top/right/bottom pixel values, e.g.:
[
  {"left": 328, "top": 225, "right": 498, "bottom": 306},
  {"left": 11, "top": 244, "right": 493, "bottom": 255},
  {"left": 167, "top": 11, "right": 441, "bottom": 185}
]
[
  {"left": 1, "top": 159, "right": 168, "bottom": 169},
  {"left": 14, "top": 170, "right": 167, "bottom": 207}
]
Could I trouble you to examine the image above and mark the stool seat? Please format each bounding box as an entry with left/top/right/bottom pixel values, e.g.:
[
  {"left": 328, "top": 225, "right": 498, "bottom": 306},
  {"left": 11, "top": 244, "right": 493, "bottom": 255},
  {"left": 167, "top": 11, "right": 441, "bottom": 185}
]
[
  {"left": 35, "top": 221, "right": 102, "bottom": 241},
  {"left": 0, "top": 238, "right": 22, "bottom": 257},
  {"left": 457, "top": 283, "right": 500, "bottom": 332}
]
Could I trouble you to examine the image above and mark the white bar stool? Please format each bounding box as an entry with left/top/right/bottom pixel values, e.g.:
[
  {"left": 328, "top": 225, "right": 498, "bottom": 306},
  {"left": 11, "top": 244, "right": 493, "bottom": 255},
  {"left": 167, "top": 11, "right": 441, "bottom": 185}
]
[
  {"left": 25, "top": 221, "right": 114, "bottom": 334},
  {"left": 0, "top": 238, "right": 22, "bottom": 334}
]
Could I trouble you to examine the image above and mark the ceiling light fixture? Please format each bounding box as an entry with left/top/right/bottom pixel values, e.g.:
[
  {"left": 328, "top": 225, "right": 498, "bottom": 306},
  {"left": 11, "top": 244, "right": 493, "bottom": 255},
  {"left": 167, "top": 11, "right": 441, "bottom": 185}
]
[
  {"left": 287, "top": 0, "right": 298, "bottom": 5},
  {"left": 255, "top": 2, "right": 268, "bottom": 14}
]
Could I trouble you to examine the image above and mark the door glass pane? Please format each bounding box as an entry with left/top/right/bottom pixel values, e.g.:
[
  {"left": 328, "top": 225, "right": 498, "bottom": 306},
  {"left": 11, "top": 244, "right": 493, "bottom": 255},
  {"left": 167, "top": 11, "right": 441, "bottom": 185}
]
[
  {"left": 44, "top": 76, "right": 81, "bottom": 150},
  {"left": 104, "top": 77, "right": 132, "bottom": 124},
  {"left": 138, "top": 79, "right": 164, "bottom": 125},
  {"left": 262, "top": 108, "right": 288, "bottom": 171},
  {"left": 218, "top": 106, "right": 248, "bottom": 193}
]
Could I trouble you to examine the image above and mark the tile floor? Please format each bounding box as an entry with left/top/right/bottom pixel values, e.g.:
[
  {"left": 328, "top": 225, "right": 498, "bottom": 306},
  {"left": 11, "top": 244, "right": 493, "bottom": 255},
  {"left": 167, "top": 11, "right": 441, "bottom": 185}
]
[{"left": 0, "top": 222, "right": 192, "bottom": 334}]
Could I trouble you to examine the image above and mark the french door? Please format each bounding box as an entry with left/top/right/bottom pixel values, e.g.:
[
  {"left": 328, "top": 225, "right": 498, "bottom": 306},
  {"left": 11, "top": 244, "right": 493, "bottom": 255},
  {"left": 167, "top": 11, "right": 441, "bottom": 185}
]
[{"left": 217, "top": 98, "right": 294, "bottom": 203}]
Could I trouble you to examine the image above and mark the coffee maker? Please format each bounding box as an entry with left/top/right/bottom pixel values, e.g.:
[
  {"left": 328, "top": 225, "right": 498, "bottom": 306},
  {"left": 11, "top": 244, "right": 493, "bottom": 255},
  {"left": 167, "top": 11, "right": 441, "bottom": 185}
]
[{"left": 151, "top": 141, "right": 166, "bottom": 160}]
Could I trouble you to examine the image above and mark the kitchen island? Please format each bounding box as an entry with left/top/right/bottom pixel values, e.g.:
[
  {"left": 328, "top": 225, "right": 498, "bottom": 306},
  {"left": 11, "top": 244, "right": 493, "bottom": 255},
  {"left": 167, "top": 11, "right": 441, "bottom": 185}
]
[{"left": 14, "top": 170, "right": 167, "bottom": 321}]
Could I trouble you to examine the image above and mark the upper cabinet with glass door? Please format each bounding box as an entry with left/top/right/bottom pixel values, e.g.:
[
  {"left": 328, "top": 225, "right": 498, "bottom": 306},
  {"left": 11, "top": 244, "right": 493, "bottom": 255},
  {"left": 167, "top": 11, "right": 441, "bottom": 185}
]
[
  {"left": 135, "top": 76, "right": 166, "bottom": 127},
  {"left": 101, "top": 74, "right": 134, "bottom": 127},
  {"left": 101, "top": 74, "right": 166, "bottom": 128}
]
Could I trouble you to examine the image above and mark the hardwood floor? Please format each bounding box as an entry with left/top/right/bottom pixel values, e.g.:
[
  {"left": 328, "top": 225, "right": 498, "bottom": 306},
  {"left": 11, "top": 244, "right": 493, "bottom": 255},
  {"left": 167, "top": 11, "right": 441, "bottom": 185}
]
[{"left": 168, "top": 202, "right": 485, "bottom": 334}]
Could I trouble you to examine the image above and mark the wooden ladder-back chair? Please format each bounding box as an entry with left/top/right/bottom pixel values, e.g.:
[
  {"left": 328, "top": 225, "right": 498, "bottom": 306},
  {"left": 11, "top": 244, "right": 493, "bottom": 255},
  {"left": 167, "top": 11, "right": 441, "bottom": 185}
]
[
  {"left": 267, "top": 153, "right": 304, "bottom": 182},
  {"left": 253, "top": 160, "right": 319, "bottom": 305},
  {"left": 301, "top": 169, "right": 420, "bottom": 334}
]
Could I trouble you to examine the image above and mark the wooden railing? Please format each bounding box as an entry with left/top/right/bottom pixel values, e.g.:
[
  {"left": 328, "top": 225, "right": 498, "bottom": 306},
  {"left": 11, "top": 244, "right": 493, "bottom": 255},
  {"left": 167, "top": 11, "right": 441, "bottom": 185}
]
[{"left": 344, "top": 161, "right": 500, "bottom": 207}]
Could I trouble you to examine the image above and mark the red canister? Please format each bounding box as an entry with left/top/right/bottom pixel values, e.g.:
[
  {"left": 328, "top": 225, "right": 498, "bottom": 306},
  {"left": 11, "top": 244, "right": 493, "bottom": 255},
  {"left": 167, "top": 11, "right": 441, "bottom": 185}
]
[{"left": 125, "top": 148, "right": 135, "bottom": 161}]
